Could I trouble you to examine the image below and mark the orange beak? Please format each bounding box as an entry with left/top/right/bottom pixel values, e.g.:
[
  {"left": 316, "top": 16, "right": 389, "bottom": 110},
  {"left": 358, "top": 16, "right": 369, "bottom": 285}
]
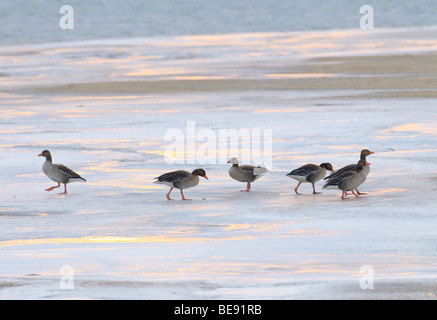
[
  {"left": 227, "top": 160, "right": 230, "bottom": 163},
  {"left": 38, "top": 153, "right": 43, "bottom": 157},
  {"left": 366, "top": 162, "right": 371, "bottom": 165},
  {"left": 369, "top": 151, "right": 375, "bottom": 154},
  {"left": 203, "top": 175, "right": 209, "bottom": 180}
]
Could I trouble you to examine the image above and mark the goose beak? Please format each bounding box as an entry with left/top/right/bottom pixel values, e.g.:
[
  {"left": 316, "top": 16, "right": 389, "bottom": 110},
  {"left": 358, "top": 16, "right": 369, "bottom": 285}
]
[
  {"left": 37, "top": 153, "right": 43, "bottom": 157},
  {"left": 227, "top": 160, "right": 230, "bottom": 163},
  {"left": 203, "top": 175, "right": 209, "bottom": 180}
]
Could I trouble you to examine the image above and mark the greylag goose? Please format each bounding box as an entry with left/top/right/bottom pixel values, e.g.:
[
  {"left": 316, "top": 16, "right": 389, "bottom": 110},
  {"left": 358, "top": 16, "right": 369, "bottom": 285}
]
[
  {"left": 324, "top": 149, "right": 374, "bottom": 195},
  {"left": 286, "top": 163, "right": 334, "bottom": 194},
  {"left": 323, "top": 160, "right": 370, "bottom": 199},
  {"left": 227, "top": 157, "right": 270, "bottom": 191},
  {"left": 38, "top": 150, "right": 86, "bottom": 194},
  {"left": 154, "top": 168, "right": 208, "bottom": 200}
]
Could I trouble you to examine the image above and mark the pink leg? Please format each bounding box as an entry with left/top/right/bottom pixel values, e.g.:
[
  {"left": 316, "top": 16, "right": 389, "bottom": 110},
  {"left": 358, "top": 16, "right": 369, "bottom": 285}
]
[
  {"left": 341, "top": 190, "right": 350, "bottom": 200},
  {"left": 45, "top": 183, "right": 60, "bottom": 192},
  {"left": 312, "top": 183, "right": 321, "bottom": 194},
  {"left": 166, "top": 187, "right": 173, "bottom": 200},
  {"left": 58, "top": 184, "right": 68, "bottom": 194},
  {"left": 294, "top": 182, "right": 302, "bottom": 195},
  {"left": 181, "top": 189, "right": 191, "bottom": 200},
  {"left": 240, "top": 182, "right": 251, "bottom": 192},
  {"left": 356, "top": 188, "right": 367, "bottom": 195},
  {"left": 351, "top": 190, "right": 362, "bottom": 198}
]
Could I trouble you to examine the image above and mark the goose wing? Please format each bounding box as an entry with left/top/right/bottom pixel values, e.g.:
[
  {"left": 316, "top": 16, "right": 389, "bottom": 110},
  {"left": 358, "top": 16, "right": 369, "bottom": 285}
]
[
  {"left": 55, "top": 164, "right": 86, "bottom": 182},
  {"left": 154, "top": 170, "right": 190, "bottom": 186},
  {"left": 324, "top": 164, "right": 356, "bottom": 180},
  {"left": 239, "top": 165, "right": 269, "bottom": 178},
  {"left": 287, "top": 164, "right": 319, "bottom": 178},
  {"left": 240, "top": 165, "right": 269, "bottom": 176},
  {"left": 323, "top": 171, "right": 354, "bottom": 189}
]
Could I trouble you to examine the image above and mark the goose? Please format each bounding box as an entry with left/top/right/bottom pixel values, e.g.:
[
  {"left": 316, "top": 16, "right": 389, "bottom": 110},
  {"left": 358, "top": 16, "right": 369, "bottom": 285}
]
[
  {"left": 323, "top": 160, "right": 370, "bottom": 199},
  {"left": 286, "top": 163, "right": 334, "bottom": 194},
  {"left": 227, "top": 157, "right": 270, "bottom": 191},
  {"left": 154, "top": 169, "right": 208, "bottom": 200},
  {"left": 38, "top": 150, "right": 86, "bottom": 194},
  {"left": 324, "top": 149, "right": 374, "bottom": 195}
]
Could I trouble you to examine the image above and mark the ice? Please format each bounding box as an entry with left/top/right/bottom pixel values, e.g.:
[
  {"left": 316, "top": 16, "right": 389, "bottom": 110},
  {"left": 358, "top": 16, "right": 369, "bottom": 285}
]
[
  {"left": 0, "top": 90, "right": 436, "bottom": 299},
  {"left": 1, "top": 27, "right": 437, "bottom": 299}
]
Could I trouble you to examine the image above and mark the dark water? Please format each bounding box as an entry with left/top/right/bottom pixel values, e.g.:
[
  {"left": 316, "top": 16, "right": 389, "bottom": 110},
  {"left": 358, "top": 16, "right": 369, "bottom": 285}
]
[{"left": 1, "top": 0, "right": 436, "bottom": 45}]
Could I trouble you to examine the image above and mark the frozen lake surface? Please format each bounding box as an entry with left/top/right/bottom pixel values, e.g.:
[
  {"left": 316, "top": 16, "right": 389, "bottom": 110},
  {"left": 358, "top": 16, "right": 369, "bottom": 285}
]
[
  {"left": 1, "top": 27, "right": 437, "bottom": 299},
  {"left": 1, "top": 91, "right": 437, "bottom": 299}
]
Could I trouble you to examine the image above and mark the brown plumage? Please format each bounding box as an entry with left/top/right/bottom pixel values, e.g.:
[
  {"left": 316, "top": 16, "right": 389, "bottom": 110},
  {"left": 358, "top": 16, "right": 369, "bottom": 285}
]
[
  {"left": 324, "top": 149, "right": 374, "bottom": 195},
  {"left": 227, "top": 157, "right": 270, "bottom": 191},
  {"left": 323, "top": 160, "right": 370, "bottom": 199},
  {"left": 286, "top": 163, "right": 334, "bottom": 194},
  {"left": 38, "top": 150, "right": 86, "bottom": 194},
  {"left": 154, "top": 168, "right": 208, "bottom": 200}
]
